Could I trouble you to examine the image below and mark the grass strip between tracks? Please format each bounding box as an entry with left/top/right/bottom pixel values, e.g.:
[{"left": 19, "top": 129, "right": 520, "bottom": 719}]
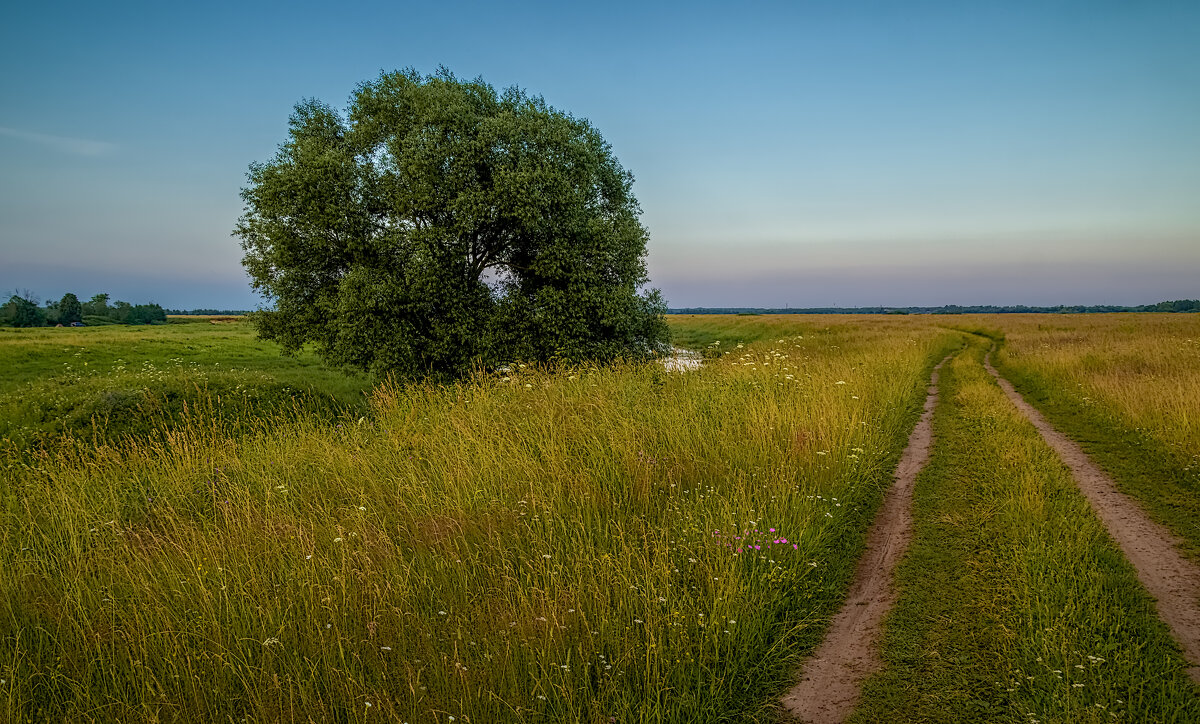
[{"left": 851, "top": 339, "right": 1200, "bottom": 724}]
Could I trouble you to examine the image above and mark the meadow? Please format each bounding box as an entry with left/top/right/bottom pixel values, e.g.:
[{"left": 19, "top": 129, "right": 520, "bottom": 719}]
[
  {"left": 1, "top": 314, "right": 1196, "bottom": 722},
  {"left": 0, "top": 317, "right": 370, "bottom": 451},
  {"left": 990, "top": 314, "right": 1200, "bottom": 558}
]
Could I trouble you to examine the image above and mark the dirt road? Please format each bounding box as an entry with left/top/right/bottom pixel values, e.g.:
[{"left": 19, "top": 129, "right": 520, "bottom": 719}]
[
  {"left": 781, "top": 354, "right": 953, "bottom": 723},
  {"left": 985, "top": 352, "right": 1200, "bottom": 683}
]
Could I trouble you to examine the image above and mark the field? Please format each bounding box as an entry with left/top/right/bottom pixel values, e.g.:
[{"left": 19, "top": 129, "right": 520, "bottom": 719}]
[
  {"left": 991, "top": 314, "right": 1200, "bottom": 558},
  {"left": 0, "top": 319, "right": 370, "bottom": 451},
  {"left": 1, "top": 315, "right": 1197, "bottom": 722}
]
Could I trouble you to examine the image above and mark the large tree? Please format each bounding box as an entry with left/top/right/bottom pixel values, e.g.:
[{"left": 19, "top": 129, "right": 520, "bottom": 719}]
[{"left": 236, "top": 68, "right": 669, "bottom": 377}]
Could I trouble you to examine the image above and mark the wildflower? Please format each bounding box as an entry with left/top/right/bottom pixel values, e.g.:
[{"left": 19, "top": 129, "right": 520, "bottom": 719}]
[
  {"left": 366, "top": 702, "right": 372, "bottom": 707},
  {"left": 438, "top": 610, "right": 447, "bottom": 615}
]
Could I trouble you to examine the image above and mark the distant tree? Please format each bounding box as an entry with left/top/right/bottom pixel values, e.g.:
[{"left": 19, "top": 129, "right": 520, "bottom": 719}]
[
  {"left": 83, "top": 293, "right": 110, "bottom": 317},
  {"left": 112, "top": 300, "right": 133, "bottom": 324},
  {"left": 236, "top": 68, "right": 669, "bottom": 377},
  {"left": 43, "top": 299, "right": 60, "bottom": 325},
  {"left": 130, "top": 303, "right": 167, "bottom": 324},
  {"left": 58, "top": 293, "right": 83, "bottom": 325},
  {"left": 3, "top": 295, "right": 46, "bottom": 327}
]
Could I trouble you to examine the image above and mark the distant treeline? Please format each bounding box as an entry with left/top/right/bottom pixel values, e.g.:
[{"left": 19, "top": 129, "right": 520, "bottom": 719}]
[
  {"left": 668, "top": 300, "right": 1200, "bottom": 315},
  {"left": 2, "top": 292, "right": 166, "bottom": 327},
  {"left": 164, "top": 308, "right": 252, "bottom": 316}
]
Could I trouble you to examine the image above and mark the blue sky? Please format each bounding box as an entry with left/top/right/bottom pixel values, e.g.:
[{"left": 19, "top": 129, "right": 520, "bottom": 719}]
[{"left": 2, "top": 0, "right": 1197, "bottom": 308}]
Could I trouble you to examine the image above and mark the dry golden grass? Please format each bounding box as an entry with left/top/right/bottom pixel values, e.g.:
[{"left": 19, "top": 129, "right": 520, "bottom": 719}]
[{"left": 993, "top": 313, "right": 1200, "bottom": 461}]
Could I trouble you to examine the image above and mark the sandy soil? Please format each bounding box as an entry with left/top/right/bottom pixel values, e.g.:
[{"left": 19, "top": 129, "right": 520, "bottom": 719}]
[
  {"left": 985, "top": 353, "right": 1200, "bottom": 684},
  {"left": 780, "top": 355, "right": 952, "bottom": 723}
]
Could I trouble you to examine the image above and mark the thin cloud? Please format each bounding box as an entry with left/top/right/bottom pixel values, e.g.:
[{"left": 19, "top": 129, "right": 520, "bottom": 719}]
[{"left": 0, "top": 125, "right": 115, "bottom": 156}]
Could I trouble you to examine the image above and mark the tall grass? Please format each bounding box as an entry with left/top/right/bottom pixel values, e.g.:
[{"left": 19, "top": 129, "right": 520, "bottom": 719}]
[
  {"left": 1, "top": 317, "right": 957, "bottom": 722},
  {"left": 993, "top": 314, "right": 1200, "bottom": 458}
]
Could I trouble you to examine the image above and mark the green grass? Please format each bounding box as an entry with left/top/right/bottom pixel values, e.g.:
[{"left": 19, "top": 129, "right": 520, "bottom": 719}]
[
  {"left": 8, "top": 315, "right": 1194, "bottom": 722},
  {"left": 0, "top": 317, "right": 960, "bottom": 722},
  {"left": 853, "top": 338, "right": 1199, "bottom": 723},
  {"left": 0, "top": 321, "right": 371, "bottom": 450}
]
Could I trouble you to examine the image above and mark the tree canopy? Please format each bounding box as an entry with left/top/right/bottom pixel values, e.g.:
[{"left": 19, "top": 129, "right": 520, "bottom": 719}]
[{"left": 235, "top": 68, "right": 669, "bottom": 378}]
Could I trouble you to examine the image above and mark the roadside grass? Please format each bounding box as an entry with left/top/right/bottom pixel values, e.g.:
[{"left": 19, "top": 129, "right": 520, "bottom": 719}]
[
  {"left": 0, "top": 321, "right": 371, "bottom": 449},
  {"left": 990, "top": 314, "right": 1200, "bottom": 559},
  {"left": 1, "top": 318, "right": 958, "bottom": 722},
  {"left": 666, "top": 314, "right": 939, "bottom": 354},
  {"left": 853, "top": 338, "right": 1200, "bottom": 723}
]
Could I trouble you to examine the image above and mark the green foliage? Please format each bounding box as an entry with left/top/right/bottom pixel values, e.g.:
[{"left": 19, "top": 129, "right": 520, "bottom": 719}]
[
  {"left": 82, "top": 293, "right": 109, "bottom": 317},
  {"left": 236, "top": 67, "right": 669, "bottom": 378},
  {"left": 1, "top": 292, "right": 165, "bottom": 327},
  {"left": 2, "top": 294, "right": 45, "bottom": 327},
  {"left": 57, "top": 292, "right": 82, "bottom": 325}
]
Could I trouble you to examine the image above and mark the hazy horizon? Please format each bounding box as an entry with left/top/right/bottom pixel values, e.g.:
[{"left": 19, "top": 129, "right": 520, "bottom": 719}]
[{"left": 3, "top": 1, "right": 1197, "bottom": 310}]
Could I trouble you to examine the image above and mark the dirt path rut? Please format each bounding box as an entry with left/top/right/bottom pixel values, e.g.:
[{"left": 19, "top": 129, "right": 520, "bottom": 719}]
[
  {"left": 781, "top": 355, "right": 952, "bottom": 723},
  {"left": 985, "top": 353, "right": 1200, "bottom": 683}
]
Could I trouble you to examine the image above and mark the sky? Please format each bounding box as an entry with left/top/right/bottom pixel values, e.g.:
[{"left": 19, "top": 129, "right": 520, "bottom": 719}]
[{"left": 1, "top": 0, "right": 1198, "bottom": 309}]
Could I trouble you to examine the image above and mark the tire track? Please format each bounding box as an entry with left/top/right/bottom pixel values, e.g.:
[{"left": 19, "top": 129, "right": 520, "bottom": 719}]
[
  {"left": 781, "top": 354, "right": 953, "bottom": 723},
  {"left": 985, "top": 351, "right": 1200, "bottom": 683}
]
